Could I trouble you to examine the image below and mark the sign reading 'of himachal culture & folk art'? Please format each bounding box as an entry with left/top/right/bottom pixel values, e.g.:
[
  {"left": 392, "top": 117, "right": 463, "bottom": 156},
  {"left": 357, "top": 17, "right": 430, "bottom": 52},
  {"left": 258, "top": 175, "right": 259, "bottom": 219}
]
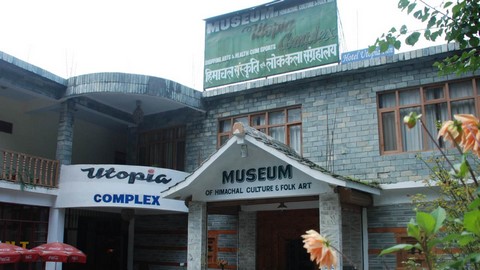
[
  {"left": 199, "top": 164, "right": 326, "bottom": 201},
  {"left": 204, "top": 0, "right": 338, "bottom": 88}
]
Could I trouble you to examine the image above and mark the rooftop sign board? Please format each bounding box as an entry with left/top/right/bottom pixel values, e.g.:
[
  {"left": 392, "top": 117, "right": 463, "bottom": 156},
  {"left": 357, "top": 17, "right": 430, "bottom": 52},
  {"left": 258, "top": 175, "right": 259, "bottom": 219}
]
[{"left": 204, "top": 0, "right": 339, "bottom": 89}]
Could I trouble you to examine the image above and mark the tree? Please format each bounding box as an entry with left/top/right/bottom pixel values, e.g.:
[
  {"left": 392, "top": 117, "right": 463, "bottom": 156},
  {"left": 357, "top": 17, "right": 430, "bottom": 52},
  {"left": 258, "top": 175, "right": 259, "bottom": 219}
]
[
  {"left": 370, "top": 0, "right": 480, "bottom": 75},
  {"left": 379, "top": 113, "right": 480, "bottom": 269}
]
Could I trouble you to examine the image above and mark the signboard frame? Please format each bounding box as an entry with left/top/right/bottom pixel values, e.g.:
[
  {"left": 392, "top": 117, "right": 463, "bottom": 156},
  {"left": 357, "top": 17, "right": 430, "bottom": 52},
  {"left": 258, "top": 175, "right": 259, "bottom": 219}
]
[{"left": 204, "top": 0, "right": 339, "bottom": 88}]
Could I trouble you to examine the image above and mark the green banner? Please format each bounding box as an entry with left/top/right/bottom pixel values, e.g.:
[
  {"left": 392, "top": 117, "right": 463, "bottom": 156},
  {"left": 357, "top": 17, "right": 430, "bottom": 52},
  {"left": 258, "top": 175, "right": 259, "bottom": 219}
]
[{"left": 204, "top": 0, "right": 338, "bottom": 89}]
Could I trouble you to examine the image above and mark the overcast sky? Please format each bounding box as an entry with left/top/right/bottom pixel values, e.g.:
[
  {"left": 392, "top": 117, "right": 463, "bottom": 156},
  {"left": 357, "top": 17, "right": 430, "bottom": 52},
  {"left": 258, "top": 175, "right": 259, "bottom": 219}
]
[{"left": 1, "top": 0, "right": 445, "bottom": 90}]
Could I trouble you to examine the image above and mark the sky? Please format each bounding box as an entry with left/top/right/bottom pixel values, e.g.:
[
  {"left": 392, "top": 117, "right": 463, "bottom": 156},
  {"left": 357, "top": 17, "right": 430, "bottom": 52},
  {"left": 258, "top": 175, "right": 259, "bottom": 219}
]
[{"left": 0, "top": 0, "right": 446, "bottom": 90}]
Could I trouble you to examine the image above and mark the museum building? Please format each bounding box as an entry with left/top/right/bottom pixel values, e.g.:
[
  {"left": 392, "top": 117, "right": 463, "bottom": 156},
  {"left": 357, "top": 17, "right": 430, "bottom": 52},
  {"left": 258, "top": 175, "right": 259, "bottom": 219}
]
[{"left": 1, "top": 2, "right": 480, "bottom": 270}]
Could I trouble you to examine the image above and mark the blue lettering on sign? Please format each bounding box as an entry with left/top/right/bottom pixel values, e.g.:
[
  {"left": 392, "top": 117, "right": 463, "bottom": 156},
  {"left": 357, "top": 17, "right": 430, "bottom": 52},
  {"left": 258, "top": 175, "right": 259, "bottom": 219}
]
[
  {"left": 93, "top": 194, "right": 160, "bottom": 206},
  {"left": 341, "top": 46, "right": 394, "bottom": 64}
]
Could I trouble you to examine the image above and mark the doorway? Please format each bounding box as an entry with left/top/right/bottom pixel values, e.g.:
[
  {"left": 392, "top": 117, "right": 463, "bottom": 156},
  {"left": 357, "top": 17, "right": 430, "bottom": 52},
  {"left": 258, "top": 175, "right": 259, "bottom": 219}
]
[{"left": 257, "top": 209, "right": 318, "bottom": 270}]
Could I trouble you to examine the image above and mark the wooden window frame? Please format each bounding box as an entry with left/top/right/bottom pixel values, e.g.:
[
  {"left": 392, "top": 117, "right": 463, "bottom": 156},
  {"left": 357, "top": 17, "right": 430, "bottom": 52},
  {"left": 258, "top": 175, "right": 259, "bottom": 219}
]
[
  {"left": 217, "top": 106, "right": 302, "bottom": 153},
  {"left": 137, "top": 126, "right": 186, "bottom": 170},
  {"left": 377, "top": 78, "right": 480, "bottom": 155}
]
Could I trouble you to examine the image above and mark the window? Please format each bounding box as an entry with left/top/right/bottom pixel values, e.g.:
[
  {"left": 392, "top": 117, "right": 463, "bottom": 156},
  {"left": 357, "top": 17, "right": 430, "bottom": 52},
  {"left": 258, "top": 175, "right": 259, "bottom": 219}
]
[
  {"left": 137, "top": 126, "right": 186, "bottom": 170},
  {"left": 396, "top": 236, "right": 427, "bottom": 269},
  {"left": 0, "top": 202, "right": 49, "bottom": 250},
  {"left": 378, "top": 78, "right": 479, "bottom": 154},
  {"left": 218, "top": 107, "right": 302, "bottom": 154}
]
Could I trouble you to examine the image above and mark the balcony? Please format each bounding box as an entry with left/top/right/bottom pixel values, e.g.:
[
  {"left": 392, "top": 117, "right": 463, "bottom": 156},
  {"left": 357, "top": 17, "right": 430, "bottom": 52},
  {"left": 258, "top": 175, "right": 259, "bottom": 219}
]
[{"left": 0, "top": 149, "right": 59, "bottom": 188}]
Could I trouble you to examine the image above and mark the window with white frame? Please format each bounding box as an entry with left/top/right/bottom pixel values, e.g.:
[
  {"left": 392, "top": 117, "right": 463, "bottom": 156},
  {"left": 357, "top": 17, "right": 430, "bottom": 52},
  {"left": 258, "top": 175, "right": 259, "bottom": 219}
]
[{"left": 377, "top": 78, "right": 479, "bottom": 154}]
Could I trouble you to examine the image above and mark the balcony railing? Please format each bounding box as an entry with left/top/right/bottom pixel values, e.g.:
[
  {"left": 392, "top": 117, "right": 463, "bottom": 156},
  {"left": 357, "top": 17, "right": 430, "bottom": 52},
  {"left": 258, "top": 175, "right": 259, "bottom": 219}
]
[{"left": 0, "top": 149, "right": 59, "bottom": 188}]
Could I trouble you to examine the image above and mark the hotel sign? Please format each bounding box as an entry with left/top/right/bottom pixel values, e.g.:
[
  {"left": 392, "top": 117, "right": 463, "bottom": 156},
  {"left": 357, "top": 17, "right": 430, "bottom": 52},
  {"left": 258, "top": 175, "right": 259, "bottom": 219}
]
[{"left": 204, "top": 0, "right": 338, "bottom": 88}]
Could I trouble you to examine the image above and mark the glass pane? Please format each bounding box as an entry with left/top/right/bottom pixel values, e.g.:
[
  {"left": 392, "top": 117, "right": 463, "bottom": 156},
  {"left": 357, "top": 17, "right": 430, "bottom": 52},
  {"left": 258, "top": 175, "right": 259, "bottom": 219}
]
[
  {"left": 399, "top": 89, "right": 420, "bottom": 105},
  {"left": 424, "top": 86, "right": 444, "bottom": 101},
  {"left": 449, "top": 80, "right": 473, "bottom": 98},
  {"left": 477, "top": 79, "right": 480, "bottom": 95},
  {"left": 287, "top": 108, "right": 301, "bottom": 122},
  {"left": 400, "top": 107, "right": 423, "bottom": 151},
  {"left": 379, "top": 92, "right": 396, "bottom": 108},
  {"left": 382, "top": 112, "right": 397, "bottom": 151},
  {"left": 234, "top": 117, "right": 248, "bottom": 126},
  {"left": 269, "top": 111, "right": 285, "bottom": 125},
  {"left": 251, "top": 114, "right": 265, "bottom": 127},
  {"left": 269, "top": 126, "right": 285, "bottom": 143},
  {"left": 220, "top": 135, "right": 229, "bottom": 146},
  {"left": 219, "top": 120, "right": 231, "bottom": 133},
  {"left": 425, "top": 103, "right": 447, "bottom": 149},
  {"left": 289, "top": 125, "right": 301, "bottom": 154},
  {"left": 451, "top": 99, "right": 475, "bottom": 115}
]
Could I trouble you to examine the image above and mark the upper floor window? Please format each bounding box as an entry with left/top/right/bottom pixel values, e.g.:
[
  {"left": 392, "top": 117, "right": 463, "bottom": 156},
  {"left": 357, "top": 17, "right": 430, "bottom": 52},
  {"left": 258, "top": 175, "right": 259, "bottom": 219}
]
[
  {"left": 218, "top": 107, "right": 302, "bottom": 154},
  {"left": 378, "top": 78, "right": 479, "bottom": 154},
  {"left": 137, "top": 126, "right": 186, "bottom": 170}
]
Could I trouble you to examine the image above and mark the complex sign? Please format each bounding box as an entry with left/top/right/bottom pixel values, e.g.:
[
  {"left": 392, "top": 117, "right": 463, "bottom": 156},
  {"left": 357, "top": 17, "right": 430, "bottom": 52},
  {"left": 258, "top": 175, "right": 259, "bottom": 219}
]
[
  {"left": 55, "top": 165, "right": 189, "bottom": 212},
  {"left": 204, "top": 0, "right": 338, "bottom": 88}
]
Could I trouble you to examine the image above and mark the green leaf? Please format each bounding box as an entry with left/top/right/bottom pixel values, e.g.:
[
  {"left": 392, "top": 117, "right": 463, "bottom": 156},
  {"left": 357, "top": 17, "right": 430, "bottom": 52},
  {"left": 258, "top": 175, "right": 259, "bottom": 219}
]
[
  {"left": 471, "top": 197, "right": 480, "bottom": 210},
  {"left": 416, "top": 211, "right": 435, "bottom": 235},
  {"left": 413, "top": 10, "right": 422, "bottom": 19},
  {"left": 443, "top": 1, "right": 453, "bottom": 8},
  {"left": 394, "top": 40, "right": 401, "bottom": 49},
  {"left": 464, "top": 210, "right": 480, "bottom": 236},
  {"left": 407, "top": 2, "right": 416, "bottom": 14},
  {"left": 398, "top": 0, "right": 410, "bottom": 9},
  {"left": 431, "top": 207, "right": 446, "bottom": 233},
  {"left": 380, "top": 244, "right": 414, "bottom": 255},
  {"left": 407, "top": 220, "right": 421, "bottom": 240},
  {"left": 457, "top": 232, "right": 476, "bottom": 246},
  {"left": 405, "top": 32, "right": 421, "bottom": 46}
]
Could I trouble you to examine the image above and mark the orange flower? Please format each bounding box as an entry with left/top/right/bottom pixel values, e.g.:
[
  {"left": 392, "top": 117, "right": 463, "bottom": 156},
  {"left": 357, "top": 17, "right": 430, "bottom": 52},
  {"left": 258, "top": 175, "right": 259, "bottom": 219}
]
[
  {"left": 438, "top": 114, "right": 480, "bottom": 157},
  {"left": 302, "top": 230, "right": 337, "bottom": 268},
  {"left": 454, "top": 114, "right": 480, "bottom": 155},
  {"left": 438, "top": 120, "right": 463, "bottom": 145}
]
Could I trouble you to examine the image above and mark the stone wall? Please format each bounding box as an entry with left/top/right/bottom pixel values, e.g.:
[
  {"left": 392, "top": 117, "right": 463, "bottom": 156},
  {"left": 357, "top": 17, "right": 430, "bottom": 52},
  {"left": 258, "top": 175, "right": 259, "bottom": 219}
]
[
  {"left": 134, "top": 214, "right": 188, "bottom": 270},
  {"left": 367, "top": 203, "right": 415, "bottom": 269},
  {"left": 186, "top": 55, "right": 478, "bottom": 185}
]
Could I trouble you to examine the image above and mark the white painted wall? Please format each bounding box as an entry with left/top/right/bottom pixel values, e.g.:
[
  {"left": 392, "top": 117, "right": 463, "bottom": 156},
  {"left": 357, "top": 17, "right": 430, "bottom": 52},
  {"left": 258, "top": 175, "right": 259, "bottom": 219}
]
[
  {"left": 72, "top": 119, "right": 127, "bottom": 164},
  {"left": 0, "top": 96, "right": 58, "bottom": 159},
  {"left": 0, "top": 95, "right": 127, "bottom": 164}
]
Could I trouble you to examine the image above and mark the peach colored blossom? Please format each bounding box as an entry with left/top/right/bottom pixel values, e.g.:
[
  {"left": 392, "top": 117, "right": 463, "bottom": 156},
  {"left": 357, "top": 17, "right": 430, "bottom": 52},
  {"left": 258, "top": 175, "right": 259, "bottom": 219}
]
[
  {"left": 302, "top": 230, "right": 337, "bottom": 269},
  {"left": 438, "top": 114, "right": 480, "bottom": 157},
  {"left": 438, "top": 120, "right": 463, "bottom": 145},
  {"left": 454, "top": 114, "right": 480, "bottom": 155}
]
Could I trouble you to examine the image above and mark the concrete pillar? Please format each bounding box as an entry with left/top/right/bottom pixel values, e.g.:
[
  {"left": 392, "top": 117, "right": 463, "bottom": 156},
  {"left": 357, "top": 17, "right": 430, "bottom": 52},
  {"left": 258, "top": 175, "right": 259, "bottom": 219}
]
[
  {"left": 55, "top": 99, "right": 76, "bottom": 165},
  {"left": 187, "top": 201, "right": 207, "bottom": 270},
  {"left": 319, "top": 192, "right": 342, "bottom": 269},
  {"left": 48, "top": 99, "right": 75, "bottom": 270},
  {"left": 127, "top": 217, "right": 135, "bottom": 270},
  {"left": 45, "top": 208, "right": 65, "bottom": 270},
  {"left": 238, "top": 211, "right": 256, "bottom": 270}
]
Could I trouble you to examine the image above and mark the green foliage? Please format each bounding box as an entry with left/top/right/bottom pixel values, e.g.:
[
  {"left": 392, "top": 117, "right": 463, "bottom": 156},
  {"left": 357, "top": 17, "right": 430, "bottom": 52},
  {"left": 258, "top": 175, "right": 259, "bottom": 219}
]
[
  {"left": 370, "top": 0, "right": 480, "bottom": 75},
  {"left": 381, "top": 152, "right": 480, "bottom": 269}
]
